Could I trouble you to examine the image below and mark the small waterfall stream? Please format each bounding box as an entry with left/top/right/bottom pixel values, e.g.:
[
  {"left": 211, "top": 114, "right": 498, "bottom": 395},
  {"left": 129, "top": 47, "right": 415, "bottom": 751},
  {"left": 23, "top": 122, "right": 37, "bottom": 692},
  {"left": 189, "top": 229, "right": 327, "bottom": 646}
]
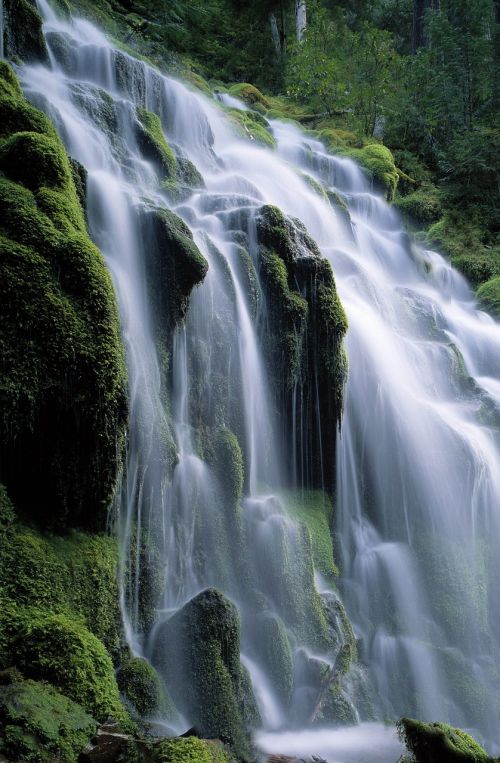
[{"left": 13, "top": 1, "right": 500, "bottom": 758}]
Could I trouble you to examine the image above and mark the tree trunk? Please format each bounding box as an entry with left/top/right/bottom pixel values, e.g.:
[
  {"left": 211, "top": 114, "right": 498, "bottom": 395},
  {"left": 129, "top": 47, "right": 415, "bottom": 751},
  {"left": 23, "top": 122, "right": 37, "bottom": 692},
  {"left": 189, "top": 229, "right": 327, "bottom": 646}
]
[
  {"left": 295, "top": 0, "right": 306, "bottom": 42},
  {"left": 494, "top": 0, "right": 500, "bottom": 108},
  {"left": 279, "top": 0, "right": 287, "bottom": 57},
  {"left": 412, "top": 0, "right": 440, "bottom": 52}
]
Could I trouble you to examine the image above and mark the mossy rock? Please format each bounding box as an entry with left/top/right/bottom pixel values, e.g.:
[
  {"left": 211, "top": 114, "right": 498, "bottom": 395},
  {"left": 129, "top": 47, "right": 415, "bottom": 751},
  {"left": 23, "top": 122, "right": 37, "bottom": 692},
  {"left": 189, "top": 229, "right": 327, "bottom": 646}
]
[
  {"left": 207, "top": 428, "right": 244, "bottom": 509},
  {"left": 3, "top": 0, "right": 48, "bottom": 63},
  {"left": 227, "top": 108, "right": 276, "bottom": 149},
  {"left": 152, "top": 588, "right": 250, "bottom": 758},
  {"left": 117, "top": 656, "right": 174, "bottom": 719},
  {"left": 228, "top": 83, "right": 271, "bottom": 109},
  {"left": 339, "top": 143, "right": 399, "bottom": 200},
  {"left": 6, "top": 609, "right": 130, "bottom": 726},
  {"left": 140, "top": 205, "right": 208, "bottom": 345},
  {"left": 476, "top": 277, "right": 500, "bottom": 319},
  {"left": 281, "top": 489, "right": 338, "bottom": 582},
  {"left": 0, "top": 515, "right": 121, "bottom": 654},
  {"left": 0, "top": 64, "right": 127, "bottom": 530},
  {"left": 257, "top": 614, "right": 293, "bottom": 707},
  {"left": 0, "top": 679, "right": 97, "bottom": 763},
  {"left": 397, "top": 717, "right": 494, "bottom": 763},
  {"left": 136, "top": 106, "right": 177, "bottom": 182}
]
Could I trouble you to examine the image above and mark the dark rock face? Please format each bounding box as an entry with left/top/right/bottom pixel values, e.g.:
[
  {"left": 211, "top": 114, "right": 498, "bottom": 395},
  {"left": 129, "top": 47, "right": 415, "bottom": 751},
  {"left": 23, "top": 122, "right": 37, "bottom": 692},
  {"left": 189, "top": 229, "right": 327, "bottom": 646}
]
[
  {"left": 151, "top": 588, "right": 253, "bottom": 758},
  {"left": 255, "top": 204, "right": 348, "bottom": 489}
]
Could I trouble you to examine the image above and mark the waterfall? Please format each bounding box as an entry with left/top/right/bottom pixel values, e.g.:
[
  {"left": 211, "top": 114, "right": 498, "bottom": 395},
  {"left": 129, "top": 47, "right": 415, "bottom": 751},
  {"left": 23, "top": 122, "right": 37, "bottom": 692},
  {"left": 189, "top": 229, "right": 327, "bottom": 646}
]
[{"left": 13, "top": 0, "right": 500, "bottom": 758}]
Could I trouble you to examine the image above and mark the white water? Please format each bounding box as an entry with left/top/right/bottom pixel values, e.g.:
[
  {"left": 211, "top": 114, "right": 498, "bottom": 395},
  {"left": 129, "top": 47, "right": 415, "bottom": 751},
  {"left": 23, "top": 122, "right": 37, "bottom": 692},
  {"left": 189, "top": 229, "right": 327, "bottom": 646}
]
[{"left": 14, "top": 0, "right": 500, "bottom": 758}]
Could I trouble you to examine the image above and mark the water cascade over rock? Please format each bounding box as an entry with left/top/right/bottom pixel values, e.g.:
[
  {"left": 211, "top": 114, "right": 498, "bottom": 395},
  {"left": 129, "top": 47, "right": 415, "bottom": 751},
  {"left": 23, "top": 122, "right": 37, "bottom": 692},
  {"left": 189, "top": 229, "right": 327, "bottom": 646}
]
[{"left": 9, "top": 0, "right": 500, "bottom": 759}]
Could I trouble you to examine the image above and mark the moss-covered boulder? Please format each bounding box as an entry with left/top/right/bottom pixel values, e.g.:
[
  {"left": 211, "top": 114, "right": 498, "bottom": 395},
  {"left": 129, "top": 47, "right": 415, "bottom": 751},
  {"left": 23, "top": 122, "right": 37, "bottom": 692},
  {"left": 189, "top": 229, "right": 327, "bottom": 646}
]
[
  {"left": 152, "top": 588, "right": 250, "bottom": 758},
  {"left": 340, "top": 143, "right": 399, "bottom": 200},
  {"left": 394, "top": 184, "right": 442, "bottom": 227},
  {"left": 256, "top": 205, "right": 347, "bottom": 489},
  {"left": 136, "top": 106, "right": 177, "bottom": 181},
  {"left": 227, "top": 108, "right": 276, "bottom": 149},
  {"left": 4, "top": 609, "right": 130, "bottom": 726},
  {"left": 477, "top": 277, "right": 500, "bottom": 319},
  {"left": 228, "top": 83, "right": 271, "bottom": 110},
  {"left": 140, "top": 205, "right": 208, "bottom": 346},
  {"left": 0, "top": 63, "right": 127, "bottom": 530},
  {"left": 0, "top": 679, "right": 97, "bottom": 763},
  {"left": 3, "top": 0, "right": 48, "bottom": 63},
  {"left": 257, "top": 614, "right": 293, "bottom": 707},
  {"left": 117, "top": 655, "right": 174, "bottom": 719},
  {"left": 397, "top": 717, "right": 494, "bottom": 763},
  {"left": 0, "top": 517, "right": 121, "bottom": 655}
]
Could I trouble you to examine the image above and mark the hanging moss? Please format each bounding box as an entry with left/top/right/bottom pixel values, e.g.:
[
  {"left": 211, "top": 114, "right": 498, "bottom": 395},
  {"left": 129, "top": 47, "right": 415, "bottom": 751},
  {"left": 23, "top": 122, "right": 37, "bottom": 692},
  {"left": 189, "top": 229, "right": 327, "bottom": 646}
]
[
  {"left": 0, "top": 679, "right": 97, "bottom": 763},
  {"left": 152, "top": 588, "right": 250, "bottom": 759},
  {"left": 0, "top": 63, "right": 127, "bottom": 530},
  {"left": 397, "top": 717, "right": 493, "bottom": 763},
  {"left": 3, "top": 0, "right": 48, "bottom": 63}
]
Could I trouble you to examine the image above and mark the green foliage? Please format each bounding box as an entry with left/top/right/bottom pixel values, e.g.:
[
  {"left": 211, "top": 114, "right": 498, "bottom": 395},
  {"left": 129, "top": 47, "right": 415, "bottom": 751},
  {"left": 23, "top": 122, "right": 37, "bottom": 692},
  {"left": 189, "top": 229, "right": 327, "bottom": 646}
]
[
  {"left": 0, "top": 63, "right": 127, "bottom": 530},
  {"left": 155, "top": 737, "right": 231, "bottom": 763},
  {"left": 397, "top": 717, "right": 493, "bottom": 763},
  {"left": 117, "top": 656, "right": 172, "bottom": 718},
  {"left": 281, "top": 489, "right": 338, "bottom": 582},
  {"left": 5, "top": 609, "right": 130, "bottom": 726},
  {"left": 477, "top": 277, "right": 500, "bottom": 320},
  {"left": 0, "top": 679, "right": 97, "bottom": 763},
  {"left": 394, "top": 184, "right": 442, "bottom": 226},
  {"left": 3, "top": 0, "right": 48, "bottom": 63}
]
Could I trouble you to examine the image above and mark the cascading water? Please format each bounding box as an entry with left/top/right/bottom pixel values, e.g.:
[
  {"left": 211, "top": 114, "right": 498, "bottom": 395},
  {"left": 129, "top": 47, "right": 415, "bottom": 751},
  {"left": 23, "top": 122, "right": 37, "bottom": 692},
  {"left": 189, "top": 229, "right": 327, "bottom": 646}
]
[{"left": 14, "top": 1, "right": 500, "bottom": 759}]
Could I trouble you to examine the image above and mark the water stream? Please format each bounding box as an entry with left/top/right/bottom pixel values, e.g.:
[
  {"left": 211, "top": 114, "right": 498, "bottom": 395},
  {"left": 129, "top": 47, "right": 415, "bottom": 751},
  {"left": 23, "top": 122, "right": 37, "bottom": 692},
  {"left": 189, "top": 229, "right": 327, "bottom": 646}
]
[{"left": 15, "top": 1, "right": 500, "bottom": 758}]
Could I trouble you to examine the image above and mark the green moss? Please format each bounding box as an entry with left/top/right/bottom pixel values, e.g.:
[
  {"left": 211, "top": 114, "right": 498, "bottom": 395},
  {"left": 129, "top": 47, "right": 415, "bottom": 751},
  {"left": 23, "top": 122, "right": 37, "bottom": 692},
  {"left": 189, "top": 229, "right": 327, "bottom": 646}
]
[
  {"left": 397, "top": 717, "right": 493, "bottom": 763},
  {"left": 6, "top": 609, "right": 130, "bottom": 726},
  {"left": 0, "top": 679, "right": 96, "bottom": 763},
  {"left": 0, "top": 517, "right": 121, "bottom": 654},
  {"left": 209, "top": 428, "right": 244, "bottom": 509},
  {"left": 152, "top": 588, "right": 249, "bottom": 758},
  {"left": 258, "top": 614, "right": 293, "bottom": 706},
  {"left": 3, "top": 0, "right": 48, "bottom": 63},
  {"left": 300, "top": 171, "right": 329, "bottom": 201},
  {"left": 339, "top": 143, "right": 399, "bottom": 200},
  {"left": 317, "top": 127, "right": 363, "bottom": 150},
  {"left": 117, "top": 656, "right": 173, "bottom": 719},
  {"left": 139, "top": 204, "right": 208, "bottom": 365},
  {"left": 281, "top": 489, "right": 338, "bottom": 582},
  {"left": 156, "top": 737, "right": 232, "bottom": 763},
  {"left": 0, "top": 64, "right": 127, "bottom": 530},
  {"left": 227, "top": 108, "right": 276, "bottom": 149},
  {"left": 228, "top": 83, "right": 271, "bottom": 109},
  {"left": 136, "top": 106, "right": 177, "bottom": 182},
  {"left": 476, "top": 277, "right": 500, "bottom": 319}
]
